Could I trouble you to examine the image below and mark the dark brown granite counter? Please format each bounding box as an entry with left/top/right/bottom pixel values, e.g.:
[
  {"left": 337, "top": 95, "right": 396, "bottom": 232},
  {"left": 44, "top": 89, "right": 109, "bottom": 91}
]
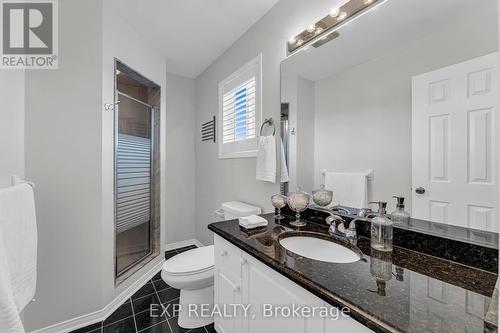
[{"left": 208, "top": 214, "right": 498, "bottom": 333}]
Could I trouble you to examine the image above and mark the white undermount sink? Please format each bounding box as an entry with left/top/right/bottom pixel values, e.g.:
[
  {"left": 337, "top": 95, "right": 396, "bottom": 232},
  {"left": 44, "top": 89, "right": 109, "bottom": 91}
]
[{"left": 279, "top": 235, "right": 361, "bottom": 263}]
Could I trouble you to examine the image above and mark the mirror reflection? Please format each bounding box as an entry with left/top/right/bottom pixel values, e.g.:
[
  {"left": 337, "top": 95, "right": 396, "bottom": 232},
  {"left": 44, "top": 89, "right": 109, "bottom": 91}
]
[{"left": 281, "top": 0, "right": 498, "bottom": 232}]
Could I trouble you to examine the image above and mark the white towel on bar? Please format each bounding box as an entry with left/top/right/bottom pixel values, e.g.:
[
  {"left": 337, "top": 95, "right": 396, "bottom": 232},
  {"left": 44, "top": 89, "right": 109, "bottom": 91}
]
[
  {"left": 280, "top": 138, "right": 289, "bottom": 183},
  {"left": 256, "top": 135, "right": 276, "bottom": 183},
  {"left": 0, "top": 184, "right": 37, "bottom": 333},
  {"left": 324, "top": 172, "right": 368, "bottom": 208},
  {"left": 239, "top": 215, "right": 268, "bottom": 229}
]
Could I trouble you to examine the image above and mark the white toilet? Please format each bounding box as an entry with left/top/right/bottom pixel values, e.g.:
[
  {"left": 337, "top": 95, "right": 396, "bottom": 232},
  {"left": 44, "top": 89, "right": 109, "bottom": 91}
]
[{"left": 162, "top": 201, "right": 261, "bottom": 329}]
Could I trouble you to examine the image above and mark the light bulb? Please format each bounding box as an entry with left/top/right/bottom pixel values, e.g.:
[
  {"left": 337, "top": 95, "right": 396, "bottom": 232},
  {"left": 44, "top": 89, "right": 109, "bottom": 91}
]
[
  {"left": 315, "top": 27, "right": 323, "bottom": 35},
  {"left": 296, "top": 39, "right": 304, "bottom": 46},
  {"left": 307, "top": 24, "right": 316, "bottom": 33},
  {"left": 364, "top": 0, "right": 374, "bottom": 4},
  {"left": 329, "top": 7, "right": 340, "bottom": 17},
  {"left": 288, "top": 37, "right": 297, "bottom": 45},
  {"left": 337, "top": 11, "right": 347, "bottom": 21}
]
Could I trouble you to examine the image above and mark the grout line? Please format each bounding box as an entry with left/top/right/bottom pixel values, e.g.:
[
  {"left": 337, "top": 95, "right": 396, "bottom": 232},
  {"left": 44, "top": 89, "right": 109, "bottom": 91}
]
[
  {"left": 101, "top": 298, "right": 134, "bottom": 331},
  {"left": 129, "top": 297, "right": 138, "bottom": 333},
  {"left": 101, "top": 298, "right": 136, "bottom": 328},
  {"left": 151, "top": 276, "right": 174, "bottom": 333}
]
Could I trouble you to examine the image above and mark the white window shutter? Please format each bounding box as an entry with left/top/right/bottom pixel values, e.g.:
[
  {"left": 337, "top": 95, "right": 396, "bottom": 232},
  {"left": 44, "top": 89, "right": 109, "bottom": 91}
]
[{"left": 218, "top": 54, "right": 262, "bottom": 159}]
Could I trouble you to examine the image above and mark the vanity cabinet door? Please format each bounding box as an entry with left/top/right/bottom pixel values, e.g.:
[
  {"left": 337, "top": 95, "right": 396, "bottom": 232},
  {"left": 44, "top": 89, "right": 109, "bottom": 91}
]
[
  {"left": 214, "top": 268, "right": 242, "bottom": 333},
  {"left": 214, "top": 235, "right": 243, "bottom": 333},
  {"left": 241, "top": 253, "right": 324, "bottom": 333}
]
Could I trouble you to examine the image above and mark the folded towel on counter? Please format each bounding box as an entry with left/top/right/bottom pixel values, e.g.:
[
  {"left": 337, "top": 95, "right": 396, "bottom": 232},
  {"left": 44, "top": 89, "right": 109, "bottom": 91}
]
[
  {"left": 0, "top": 183, "right": 37, "bottom": 333},
  {"left": 256, "top": 135, "right": 276, "bottom": 183},
  {"left": 280, "top": 138, "right": 289, "bottom": 183},
  {"left": 238, "top": 215, "right": 268, "bottom": 229}
]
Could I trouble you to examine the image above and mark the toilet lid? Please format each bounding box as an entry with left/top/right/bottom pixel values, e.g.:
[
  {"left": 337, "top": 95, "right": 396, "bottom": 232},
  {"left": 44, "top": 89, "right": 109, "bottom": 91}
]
[{"left": 163, "top": 245, "right": 214, "bottom": 276}]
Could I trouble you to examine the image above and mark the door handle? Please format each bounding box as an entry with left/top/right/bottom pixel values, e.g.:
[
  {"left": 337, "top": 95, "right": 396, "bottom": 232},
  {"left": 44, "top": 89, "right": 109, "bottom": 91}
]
[{"left": 415, "top": 187, "right": 426, "bottom": 195}]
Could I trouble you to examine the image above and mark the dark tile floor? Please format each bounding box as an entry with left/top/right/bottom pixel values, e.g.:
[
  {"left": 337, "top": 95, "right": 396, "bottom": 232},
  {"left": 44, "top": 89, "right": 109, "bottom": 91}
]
[{"left": 71, "top": 245, "right": 216, "bottom": 333}]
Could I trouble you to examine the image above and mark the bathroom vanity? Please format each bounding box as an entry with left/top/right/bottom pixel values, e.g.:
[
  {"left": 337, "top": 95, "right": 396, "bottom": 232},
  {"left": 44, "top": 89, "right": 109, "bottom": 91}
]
[
  {"left": 212, "top": 232, "right": 370, "bottom": 333},
  {"left": 208, "top": 1, "right": 500, "bottom": 332},
  {"left": 208, "top": 214, "right": 498, "bottom": 333}
]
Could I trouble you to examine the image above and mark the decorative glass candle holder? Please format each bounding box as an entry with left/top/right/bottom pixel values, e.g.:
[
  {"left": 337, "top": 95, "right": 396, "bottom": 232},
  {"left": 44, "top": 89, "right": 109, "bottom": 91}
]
[
  {"left": 271, "top": 194, "right": 287, "bottom": 220},
  {"left": 287, "top": 190, "right": 310, "bottom": 227},
  {"left": 312, "top": 185, "right": 333, "bottom": 207}
]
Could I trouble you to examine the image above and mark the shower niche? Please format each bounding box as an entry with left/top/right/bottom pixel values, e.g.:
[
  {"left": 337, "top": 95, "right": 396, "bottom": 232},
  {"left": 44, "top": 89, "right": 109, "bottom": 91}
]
[{"left": 114, "top": 60, "right": 161, "bottom": 284}]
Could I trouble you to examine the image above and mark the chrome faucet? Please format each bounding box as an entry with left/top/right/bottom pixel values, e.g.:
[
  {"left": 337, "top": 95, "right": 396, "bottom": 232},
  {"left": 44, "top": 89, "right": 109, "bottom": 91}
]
[
  {"left": 326, "top": 216, "right": 361, "bottom": 245},
  {"left": 310, "top": 207, "right": 359, "bottom": 245},
  {"left": 326, "top": 213, "right": 359, "bottom": 245}
]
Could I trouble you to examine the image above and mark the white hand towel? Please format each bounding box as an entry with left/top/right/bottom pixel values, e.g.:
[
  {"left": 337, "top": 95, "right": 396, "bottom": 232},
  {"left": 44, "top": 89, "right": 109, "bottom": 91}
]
[
  {"left": 280, "top": 138, "right": 289, "bottom": 183},
  {"left": 324, "top": 172, "right": 368, "bottom": 208},
  {"left": 238, "top": 215, "right": 268, "bottom": 229},
  {"left": 0, "top": 184, "right": 37, "bottom": 332},
  {"left": 256, "top": 135, "right": 276, "bottom": 183}
]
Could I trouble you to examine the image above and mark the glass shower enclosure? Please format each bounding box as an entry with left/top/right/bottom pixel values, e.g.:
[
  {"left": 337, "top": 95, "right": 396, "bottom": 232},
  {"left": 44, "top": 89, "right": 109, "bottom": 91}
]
[{"left": 114, "top": 60, "right": 160, "bottom": 282}]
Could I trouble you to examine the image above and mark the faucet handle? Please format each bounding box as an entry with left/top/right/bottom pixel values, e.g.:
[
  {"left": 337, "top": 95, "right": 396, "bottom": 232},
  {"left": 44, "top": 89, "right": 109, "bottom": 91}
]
[
  {"left": 326, "top": 214, "right": 344, "bottom": 225},
  {"left": 357, "top": 208, "right": 372, "bottom": 217}
]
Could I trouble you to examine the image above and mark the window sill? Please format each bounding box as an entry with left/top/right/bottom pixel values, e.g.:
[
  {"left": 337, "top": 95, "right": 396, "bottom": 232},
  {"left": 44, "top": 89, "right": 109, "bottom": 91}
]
[{"left": 219, "top": 150, "right": 258, "bottom": 159}]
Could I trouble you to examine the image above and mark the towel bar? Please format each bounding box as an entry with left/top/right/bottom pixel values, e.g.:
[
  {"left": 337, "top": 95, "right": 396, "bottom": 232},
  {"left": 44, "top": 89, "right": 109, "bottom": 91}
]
[
  {"left": 260, "top": 118, "right": 276, "bottom": 136},
  {"left": 321, "top": 169, "right": 374, "bottom": 181}
]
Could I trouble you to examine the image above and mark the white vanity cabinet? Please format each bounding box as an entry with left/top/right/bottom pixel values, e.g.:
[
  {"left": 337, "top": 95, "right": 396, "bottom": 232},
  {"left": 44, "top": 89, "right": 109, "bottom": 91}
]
[{"left": 213, "top": 234, "right": 374, "bottom": 333}]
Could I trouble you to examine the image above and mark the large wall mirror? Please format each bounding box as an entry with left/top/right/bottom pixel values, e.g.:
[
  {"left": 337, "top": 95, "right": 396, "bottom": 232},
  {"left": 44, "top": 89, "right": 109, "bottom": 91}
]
[{"left": 281, "top": 0, "right": 499, "bottom": 235}]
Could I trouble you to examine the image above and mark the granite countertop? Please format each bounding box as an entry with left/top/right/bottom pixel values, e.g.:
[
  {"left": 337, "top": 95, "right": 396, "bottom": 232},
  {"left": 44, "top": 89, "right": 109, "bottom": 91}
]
[{"left": 208, "top": 214, "right": 498, "bottom": 333}]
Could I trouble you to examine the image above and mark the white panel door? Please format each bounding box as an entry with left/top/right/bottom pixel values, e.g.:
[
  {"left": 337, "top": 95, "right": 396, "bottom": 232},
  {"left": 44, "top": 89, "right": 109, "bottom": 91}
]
[{"left": 412, "top": 53, "right": 499, "bottom": 231}]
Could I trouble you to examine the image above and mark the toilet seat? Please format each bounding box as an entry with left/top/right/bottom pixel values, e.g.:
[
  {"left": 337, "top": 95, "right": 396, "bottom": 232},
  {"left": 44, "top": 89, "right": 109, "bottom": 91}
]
[{"left": 163, "top": 245, "right": 214, "bottom": 276}]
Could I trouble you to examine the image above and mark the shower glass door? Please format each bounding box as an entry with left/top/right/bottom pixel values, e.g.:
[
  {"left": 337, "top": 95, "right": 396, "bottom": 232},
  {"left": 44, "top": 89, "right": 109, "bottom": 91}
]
[{"left": 115, "top": 92, "right": 153, "bottom": 276}]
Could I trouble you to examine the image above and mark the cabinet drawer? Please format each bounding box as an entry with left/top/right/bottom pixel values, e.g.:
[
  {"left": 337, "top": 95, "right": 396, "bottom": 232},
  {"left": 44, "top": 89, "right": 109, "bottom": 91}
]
[{"left": 214, "top": 234, "right": 242, "bottom": 282}]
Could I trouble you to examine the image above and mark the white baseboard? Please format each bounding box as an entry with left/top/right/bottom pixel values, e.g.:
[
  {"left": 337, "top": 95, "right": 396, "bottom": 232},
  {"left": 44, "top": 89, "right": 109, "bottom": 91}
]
[
  {"left": 31, "top": 260, "right": 164, "bottom": 333},
  {"left": 164, "top": 238, "right": 204, "bottom": 251},
  {"left": 30, "top": 239, "right": 204, "bottom": 333}
]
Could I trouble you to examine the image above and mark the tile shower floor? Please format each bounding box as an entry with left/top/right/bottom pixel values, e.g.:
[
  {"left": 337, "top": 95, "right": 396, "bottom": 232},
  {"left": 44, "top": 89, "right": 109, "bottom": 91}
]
[{"left": 71, "top": 245, "right": 215, "bottom": 333}]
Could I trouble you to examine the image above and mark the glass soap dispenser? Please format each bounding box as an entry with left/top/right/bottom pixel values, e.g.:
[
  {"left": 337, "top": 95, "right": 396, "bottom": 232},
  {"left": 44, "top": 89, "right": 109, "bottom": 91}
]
[
  {"left": 370, "top": 201, "right": 393, "bottom": 252},
  {"left": 390, "top": 196, "right": 410, "bottom": 226}
]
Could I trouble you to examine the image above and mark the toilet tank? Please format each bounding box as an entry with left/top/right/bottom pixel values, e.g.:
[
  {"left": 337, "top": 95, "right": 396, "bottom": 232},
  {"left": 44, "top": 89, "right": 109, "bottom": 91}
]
[{"left": 220, "top": 201, "right": 261, "bottom": 220}]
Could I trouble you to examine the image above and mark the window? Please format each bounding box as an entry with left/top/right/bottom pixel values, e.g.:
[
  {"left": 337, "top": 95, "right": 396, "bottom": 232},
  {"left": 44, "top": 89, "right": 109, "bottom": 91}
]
[{"left": 218, "top": 54, "right": 262, "bottom": 158}]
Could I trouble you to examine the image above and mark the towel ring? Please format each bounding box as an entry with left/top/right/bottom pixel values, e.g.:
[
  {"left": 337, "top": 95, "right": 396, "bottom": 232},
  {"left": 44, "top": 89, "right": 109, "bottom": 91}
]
[{"left": 260, "top": 118, "right": 276, "bottom": 136}]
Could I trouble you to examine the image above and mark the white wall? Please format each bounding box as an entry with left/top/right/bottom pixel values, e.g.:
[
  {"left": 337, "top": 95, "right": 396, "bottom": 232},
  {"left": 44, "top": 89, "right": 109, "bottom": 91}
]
[
  {"left": 22, "top": 0, "right": 170, "bottom": 330},
  {"left": 165, "top": 72, "right": 196, "bottom": 244},
  {"left": 0, "top": 71, "right": 25, "bottom": 188},
  {"left": 24, "top": 0, "right": 103, "bottom": 329},
  {"left": 194, "top": 0, "right": 339, "bottom": 245},
  {"left": 313, "top": 8, "right": 498, "bottom": 213}
]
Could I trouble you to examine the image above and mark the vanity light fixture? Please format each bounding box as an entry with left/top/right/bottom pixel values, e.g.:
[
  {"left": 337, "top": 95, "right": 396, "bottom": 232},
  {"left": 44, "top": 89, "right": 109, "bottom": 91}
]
[
  {"left": 337, "top": 11, "right": 348, "bottom": 21},
  {"left": 287, "top": 0, "right": 386, "bottom": 55},
  {"left": 329, "top": 7, "right": 340, "bottom": 18}
]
